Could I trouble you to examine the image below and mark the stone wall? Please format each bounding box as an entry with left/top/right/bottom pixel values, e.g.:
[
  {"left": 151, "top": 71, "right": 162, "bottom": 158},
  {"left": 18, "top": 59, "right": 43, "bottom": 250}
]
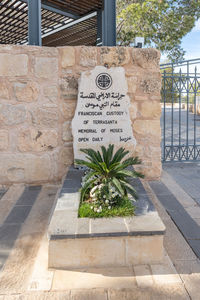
[{"left": 0, "top": 45, "right": 162, "bottom": 184}]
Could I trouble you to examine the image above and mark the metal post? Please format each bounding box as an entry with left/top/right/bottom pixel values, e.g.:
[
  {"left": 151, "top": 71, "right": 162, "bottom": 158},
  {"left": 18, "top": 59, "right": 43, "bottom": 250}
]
[
  {"left": 28, "top": 0, "right": 42, "bottom": 46},
  {"left": 100, "top": 0, "right": 116, "bottom": 46},
  {"left": 97, "top": 10, "right": 103, "bottom": 46}
]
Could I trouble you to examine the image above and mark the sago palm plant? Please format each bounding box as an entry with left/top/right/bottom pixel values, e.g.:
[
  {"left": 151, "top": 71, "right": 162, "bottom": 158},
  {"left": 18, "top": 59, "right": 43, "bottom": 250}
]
[{"left": 75, "top": 144, "right": 144, "bottom": 213}]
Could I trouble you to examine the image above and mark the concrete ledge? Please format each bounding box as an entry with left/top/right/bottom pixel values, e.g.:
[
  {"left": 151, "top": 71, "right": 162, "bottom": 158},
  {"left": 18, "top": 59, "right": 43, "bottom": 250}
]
[{"left": 48, "top": 166, "right": 165, "bottom": 268}]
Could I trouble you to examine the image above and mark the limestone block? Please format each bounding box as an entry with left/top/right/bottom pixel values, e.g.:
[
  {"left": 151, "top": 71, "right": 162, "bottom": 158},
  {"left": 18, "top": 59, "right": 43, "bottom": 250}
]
[
  {"left": 80, "top": 47, "right": 97, "bottom": 67},
  {"left": 139, "top": 163, "right": 162, "bottom": 180},
  {"left": 133, "top": 120, "right": 161, "bottom": 137},
  {"left": 59, "top": 147, "right": 74, "bottom": 166},
  {"left": 0, "top": 153, "right": 52, "bottom": 183},
  {"left": 132, "top": 48, "right": 160, "bottom": 69},
  {"left": 31, "top": 107, "right": 59, "bottom": 127},
  {"left": 60, "top": 76, "right": 78, "bottom": 100},
  {"left": 0, "top": 104, "right": 26, "bottom": 125},
  {"left": 18, "top": 128, "right": 58, "bottom": 152},
  {"left": 62, "top": 121, "right": 72, "bottom": 142},
  {"left": 34, "top": 57, "right": 58, "bottom": 79},
  {"left": 140, "top": 75, "right": 162, "bottom": 94},
  {"left": 60, "top": 47, "right": 75, "bottom": 68},
  {"left": 0, "top": 54, "right": 28, "bottom": 76},
  {"left": 126, "top": 235, "right": 164, "bottom": 264},
  {"left": 127, "top": 77, "right": 137, "bottom": 93},
  {"left": 135, "top": 95, "right": 149, "bottom": 101},
  {"left": 0, "top": 130, "right": 8, "bottom": 151},
  {"left": 14, "top": 82, "right": 39, "bottom": 102},
  {"left": 49, "top": 237, "right": 126, "bottom": 268},
  {"left": 43, "top": 85, "right": 58, "bottom": 103},
  {"left": 129, "top": 102, "right": 137, "bottom": 121},
  {"left": 0, "top": 81, "right": 9, "bottom": 100},
  {"left": 61, "top": 101, "right": 76, "bottom": 120},
  {"left": 140, "top": 101, "right": 161, "bottom": 118},
  {"left": 100, "top": 47, "right": 130, "bottom": 67}
]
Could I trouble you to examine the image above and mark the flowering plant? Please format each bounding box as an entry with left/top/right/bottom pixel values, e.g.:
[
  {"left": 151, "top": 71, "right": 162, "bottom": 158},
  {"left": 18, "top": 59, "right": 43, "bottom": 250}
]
[{"left": 75, "top": 144, "right": 144, "bottom": 215}]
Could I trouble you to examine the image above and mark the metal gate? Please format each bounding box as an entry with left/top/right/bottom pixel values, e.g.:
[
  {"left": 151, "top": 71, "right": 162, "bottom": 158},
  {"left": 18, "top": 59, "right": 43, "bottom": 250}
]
[{"left": 161, "top": 58, "right": 200, "bottom": 162}]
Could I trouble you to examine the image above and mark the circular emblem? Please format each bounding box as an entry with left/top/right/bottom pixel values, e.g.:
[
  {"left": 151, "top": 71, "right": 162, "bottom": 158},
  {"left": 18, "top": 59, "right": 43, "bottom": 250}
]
[{"left": 96, "top": 73, "right": 112, "bottom": 90}]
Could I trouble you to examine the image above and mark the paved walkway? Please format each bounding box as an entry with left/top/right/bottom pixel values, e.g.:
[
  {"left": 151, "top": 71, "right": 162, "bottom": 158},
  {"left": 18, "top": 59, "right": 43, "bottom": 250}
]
[{"left": 0, "top": 164, "right": 200, "bottom": 299}]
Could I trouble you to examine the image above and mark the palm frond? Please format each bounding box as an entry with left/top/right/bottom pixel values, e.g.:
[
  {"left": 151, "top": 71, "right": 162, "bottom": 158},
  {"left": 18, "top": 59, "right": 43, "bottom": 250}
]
[{"left": 111, "top": 177, "right": 125, "bottom": 196}]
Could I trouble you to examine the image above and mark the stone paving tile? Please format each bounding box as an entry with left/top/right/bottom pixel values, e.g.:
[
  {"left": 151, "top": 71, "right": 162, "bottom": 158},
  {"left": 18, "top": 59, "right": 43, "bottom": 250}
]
[
  {"left": 169, "top": 209, "right": 200, "bottom": 239},
  {"left": 0, "top": 185, "right": 25, "bottom": 226},
  {"left": 133, "top": 265, "right": 154, "bottom": 288},
  {"left": 185, "top": 206, "right": 200, "bottom": 219},
  {"left": 148, "top": 181, "right": 171, "bottom": 195},
  {"left": 134, "top": 194, "right": 155, "bottom": 215},
  {"left": 108, "top": 286, "right": 189, "bottom": 300},
  {"left": 150, "top": 263, "right": 182, "bottom": 285},
  {"left": 163, "top": 163, "right": 200, "bottom": 202},
  {"left": 52, "top": 267, "right": 136, "bottom": 290},
  {"left": 150, "top": 194, "right": 181, "bottom": 212},
  {"left": 162, "top": 218, "right": 197, "bottom": 261},
  {"left": 0, "top": 189, "right": 7, "bottom": 201},
  {"left": 187, "top": 239, "right": 200, "bottom": 258},
  {"left": 71, "top": 289, "right": 107, "bottom": 300},
  {"left": 194, "top": 218, "right": 200, "bottom": 226},
  {"left": 62, "top": 179, "right": 81, "bottom": 189},
  {"left": 16, "top": 186, "right": 41, "bottom": 206},
  {"left": 4, "top": 206, "right": 32, "bottom": 224},
  {"left": 129, "top": 178, "right": 147, "bottom": 195},
  {"left": 28, "top": 236, "right": 54, "bottom": 292},
  {"left": 90, "top": 217, "right": 127, "bottom": 234},
  {"left": 0, "top": 224, "right": 21, "bottom": 271},
  {"left": 150, "top": 180, "right": 200, "bottom": 259},
  {"left": 161, "top": 171, "right": 196, "bottom": 208},
  {"left": 0, "top": 186, "right": 58, "bottom": 294}
]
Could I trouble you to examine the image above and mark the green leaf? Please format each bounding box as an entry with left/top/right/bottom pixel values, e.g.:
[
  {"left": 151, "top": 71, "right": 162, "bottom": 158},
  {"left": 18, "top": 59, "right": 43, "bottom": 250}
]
[
  {"left": 111, "top": 177, "right": 125, "bottom": 196},
  {"left": 120, "top": 180, "right": 138, "bottom": 199},
  {"left": 80, "top": 178, "right": 97, "bottom": 202}
]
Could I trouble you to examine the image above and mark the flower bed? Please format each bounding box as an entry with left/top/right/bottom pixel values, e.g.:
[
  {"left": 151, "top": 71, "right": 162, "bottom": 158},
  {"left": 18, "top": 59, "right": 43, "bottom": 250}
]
[
  {"left": 47, "top": 166, "right": 166, "bottom": 269},
  {"left": 76, "top": 145, "right": 144, "bottom": 218}
]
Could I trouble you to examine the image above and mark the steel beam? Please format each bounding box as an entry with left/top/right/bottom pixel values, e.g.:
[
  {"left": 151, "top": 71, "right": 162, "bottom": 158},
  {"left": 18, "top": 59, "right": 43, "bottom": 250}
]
[
  {"left": 20, "top": 0, "right": 78, "bottom": 19},
  {"left": 100, "top": 0, "right": 116, "bottom": 46},
  {"left": 97, "top": 10, "right": 103, "bottom": 46},
  {"left": 28, "top": 0, "right": 41, "bottom": 46}
]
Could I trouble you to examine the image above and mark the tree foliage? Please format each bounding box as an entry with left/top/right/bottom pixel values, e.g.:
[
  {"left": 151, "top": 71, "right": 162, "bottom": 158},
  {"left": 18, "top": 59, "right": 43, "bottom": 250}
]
[{"left": 117, "top": 0, "right": 200, "bottom": 61}]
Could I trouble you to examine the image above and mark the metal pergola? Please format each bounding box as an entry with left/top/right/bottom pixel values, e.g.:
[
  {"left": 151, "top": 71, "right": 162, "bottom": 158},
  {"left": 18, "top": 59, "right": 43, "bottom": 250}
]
[{"left": 0, "top": 0, "right": 116, "bottom": 47}]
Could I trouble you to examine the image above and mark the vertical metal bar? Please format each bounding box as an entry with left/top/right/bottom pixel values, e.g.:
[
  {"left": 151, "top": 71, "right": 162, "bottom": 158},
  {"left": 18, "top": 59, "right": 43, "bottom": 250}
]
[
  {"left": 171, "top": 64, "right": 174, "bottom": 161},
  {"left": 97, "top": 10, "right": 103, "bottom": 46},
  {"left": 28, "top": 0, "right": 41, "bottom": 46},
  {"left": 102, "top": 0, "right": 116, "bottom": 46},
  {"left": 186, "top": 61, "right": 189, "bottom": 160},
  {"left": 163, "top": 70, "right": 166, "bottom": 161},
  {"left": 179, "top": 68, "right": 182, "bottom": 160},
  {"left": 194, "top": 66, "right": 197, "bottom": 159}
]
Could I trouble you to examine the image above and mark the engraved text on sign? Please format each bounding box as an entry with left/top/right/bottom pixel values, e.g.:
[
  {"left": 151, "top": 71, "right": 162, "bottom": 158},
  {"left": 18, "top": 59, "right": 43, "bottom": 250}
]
[{"left": 72, "top": 66, "right": 136, "bottom": 160}]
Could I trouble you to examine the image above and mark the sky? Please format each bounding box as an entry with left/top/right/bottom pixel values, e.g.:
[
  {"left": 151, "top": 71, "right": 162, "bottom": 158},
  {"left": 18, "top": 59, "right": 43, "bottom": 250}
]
[
  {"left": 161, "top": 19, "right": 200, "bottom": 63},
  {"left": 181, "top": 19, "right": 200, "bottom": 60}
]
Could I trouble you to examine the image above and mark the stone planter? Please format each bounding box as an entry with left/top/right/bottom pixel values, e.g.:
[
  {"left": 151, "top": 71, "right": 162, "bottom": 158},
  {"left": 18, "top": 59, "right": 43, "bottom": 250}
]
[{"left": 48, "top": 167, "right": 165, "bottom": 269}]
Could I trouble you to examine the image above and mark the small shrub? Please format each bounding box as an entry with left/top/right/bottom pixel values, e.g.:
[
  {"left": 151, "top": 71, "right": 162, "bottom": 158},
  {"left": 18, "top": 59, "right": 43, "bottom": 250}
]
[{"left": 75, "top": 144, "right": 144, "bottom": 218}]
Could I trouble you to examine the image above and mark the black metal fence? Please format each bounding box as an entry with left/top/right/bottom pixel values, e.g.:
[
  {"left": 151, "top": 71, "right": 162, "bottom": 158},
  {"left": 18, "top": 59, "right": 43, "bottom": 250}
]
[{"left": 161, "top": 58, "right": 200, "bottom": 162}]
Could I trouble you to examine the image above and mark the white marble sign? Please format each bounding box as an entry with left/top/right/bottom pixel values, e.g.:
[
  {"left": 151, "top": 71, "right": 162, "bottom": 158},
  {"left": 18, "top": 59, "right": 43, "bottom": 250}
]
[{"left": 72, "top": 66, "right": 136, "bottom": 160}]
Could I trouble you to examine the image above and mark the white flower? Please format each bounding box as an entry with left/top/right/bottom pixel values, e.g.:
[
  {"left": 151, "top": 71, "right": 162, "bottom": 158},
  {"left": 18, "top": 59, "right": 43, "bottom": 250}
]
[
  {"left": 97, "top": 209, "right": 100, "bottom": 213},
  {"left": 105, "top": 200, "right": 109, "bottom": 204},
  {"left": 94, "top": 207, "right": 97, "bottom": 212},
  {"left": 108, "top": 206, "right": 111, "bottom": 210},
  {"left": 90, "top": 185, "right": 98, "bottom": 197},
  {"left": 90, "top": 206, "right": 93, "bottom": 209}
]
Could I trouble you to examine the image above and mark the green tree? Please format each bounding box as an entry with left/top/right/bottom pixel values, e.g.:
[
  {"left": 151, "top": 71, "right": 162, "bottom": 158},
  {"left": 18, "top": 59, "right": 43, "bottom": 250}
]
[{"left": 117, "top": 0, "right": 200, "bottom": 61}]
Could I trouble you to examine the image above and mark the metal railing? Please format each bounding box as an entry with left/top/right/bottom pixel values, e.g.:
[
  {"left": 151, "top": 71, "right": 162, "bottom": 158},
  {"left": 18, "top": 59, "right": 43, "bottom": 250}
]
[{"left": 161, "top": 59, "right": 200, "bottom": 162}]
